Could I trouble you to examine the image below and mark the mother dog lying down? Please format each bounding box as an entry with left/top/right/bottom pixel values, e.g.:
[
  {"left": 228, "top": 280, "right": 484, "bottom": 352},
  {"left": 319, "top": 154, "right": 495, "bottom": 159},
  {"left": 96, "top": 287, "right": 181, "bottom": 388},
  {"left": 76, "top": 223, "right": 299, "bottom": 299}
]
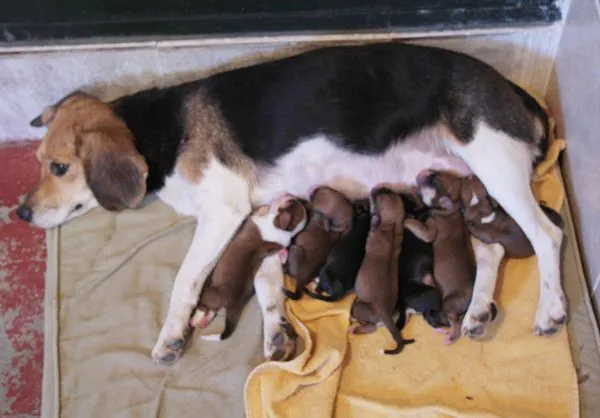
[{"left": 19, "top": 42, "right": 566, "bottom": 365}]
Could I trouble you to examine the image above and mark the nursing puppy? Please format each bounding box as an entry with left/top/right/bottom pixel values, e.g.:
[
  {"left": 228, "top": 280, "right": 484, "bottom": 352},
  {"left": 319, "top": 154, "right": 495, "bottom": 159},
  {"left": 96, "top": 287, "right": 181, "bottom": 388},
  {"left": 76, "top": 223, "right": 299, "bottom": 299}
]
[
  {"left": 305, "top": 199, "right": 371, "bottom": 301},
  {"left": 350, "top": 188, "right": 415, "bottom": 355},
  {"left": 404, "top": 190, "right": 476, "bottom": 344},
  {"left": 398, "top": 224, "right": 444, "bottom": 324},
  {"left": 416, "top": 170, "right": 563, "bottom": 258},
  {"left": 192, "top": 196, "right": 307, "bottom": 341},
  {"left": 284, "top": 186, "right": 354, "bottom": 300}
]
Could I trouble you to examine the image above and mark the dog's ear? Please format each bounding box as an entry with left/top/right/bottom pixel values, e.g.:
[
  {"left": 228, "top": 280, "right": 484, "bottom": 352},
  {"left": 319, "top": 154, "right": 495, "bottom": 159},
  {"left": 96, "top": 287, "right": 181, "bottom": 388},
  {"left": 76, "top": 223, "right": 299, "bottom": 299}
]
[
  {"left": 30, "top": 90, "right": 89, "bottom": 127},
  {"left": 78, "top": 127, "right": 148, "bottom": 211},
  {"left": 30, "top": 106, "right": 58, "bottom": 127}
]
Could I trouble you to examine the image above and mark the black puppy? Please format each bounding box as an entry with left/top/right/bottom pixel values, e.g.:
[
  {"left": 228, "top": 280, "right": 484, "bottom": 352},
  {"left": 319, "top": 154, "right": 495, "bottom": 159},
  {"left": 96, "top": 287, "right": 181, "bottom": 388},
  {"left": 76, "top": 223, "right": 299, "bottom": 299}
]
[{"left": 305, "top": 199, "right": 371, "bottom": 301}]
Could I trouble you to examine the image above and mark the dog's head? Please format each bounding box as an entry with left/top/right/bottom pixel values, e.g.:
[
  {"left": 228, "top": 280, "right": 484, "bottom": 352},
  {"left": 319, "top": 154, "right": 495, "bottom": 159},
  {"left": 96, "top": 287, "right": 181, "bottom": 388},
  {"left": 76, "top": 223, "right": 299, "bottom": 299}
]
[
  {"left": 252, "top": 194, "right": 308, "bottom": 247},
  {"left": 309, "top": 186, "right": 354, "bottom": 235},
  {"left": 369, "top": 187, "right": 405, "bottom": 229},
  {"left": 415, "top": 169, "right": 461, "bottom": 213},
  {"left": 17, "top": 91, "right": 148, "bottom": 228}
]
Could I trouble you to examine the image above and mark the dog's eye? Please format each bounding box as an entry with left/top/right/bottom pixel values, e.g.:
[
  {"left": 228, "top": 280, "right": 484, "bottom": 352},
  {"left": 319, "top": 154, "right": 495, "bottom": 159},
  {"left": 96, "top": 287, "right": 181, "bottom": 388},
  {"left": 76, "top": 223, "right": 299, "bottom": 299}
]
[{"left": 50, "top": 162, "right": 69, "bottom": 177}]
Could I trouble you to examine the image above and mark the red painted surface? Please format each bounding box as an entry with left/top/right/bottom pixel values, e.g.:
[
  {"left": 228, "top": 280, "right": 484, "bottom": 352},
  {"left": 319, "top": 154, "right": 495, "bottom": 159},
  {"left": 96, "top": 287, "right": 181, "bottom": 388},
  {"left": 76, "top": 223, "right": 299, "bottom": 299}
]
[{"left": 0, "top": 140, "right": 45, "bottom": 417}]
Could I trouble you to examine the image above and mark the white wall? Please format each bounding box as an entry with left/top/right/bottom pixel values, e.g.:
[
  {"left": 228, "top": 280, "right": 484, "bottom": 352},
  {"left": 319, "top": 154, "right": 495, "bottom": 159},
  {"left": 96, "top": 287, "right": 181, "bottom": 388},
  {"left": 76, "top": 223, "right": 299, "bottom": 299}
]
[
  {"left": 0, "top": 24, "right": 566, "bottom": 141},
  {"left": 546, "top": 0, "right": 600, "bottom": 310}
]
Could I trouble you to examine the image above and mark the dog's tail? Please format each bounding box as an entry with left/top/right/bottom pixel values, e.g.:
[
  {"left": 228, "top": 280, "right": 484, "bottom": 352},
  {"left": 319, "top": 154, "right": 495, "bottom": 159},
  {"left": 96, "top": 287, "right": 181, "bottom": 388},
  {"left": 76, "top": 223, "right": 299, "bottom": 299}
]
[{"left": 379, "top": 308, "right": 415, "bottom": 355}]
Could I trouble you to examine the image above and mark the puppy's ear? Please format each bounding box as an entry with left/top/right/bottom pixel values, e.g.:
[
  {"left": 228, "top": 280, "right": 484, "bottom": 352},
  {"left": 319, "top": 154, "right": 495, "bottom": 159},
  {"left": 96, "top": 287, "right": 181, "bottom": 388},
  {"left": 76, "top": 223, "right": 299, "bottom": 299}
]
[
  {"left": 78, "top": 127, "right": 148, "bottom": 211},
  {"left": 274, "top": 200, "right": 306, "bottom": 232},
  {"left": 322, "top": 217, "right": 332, "bottom": 232},
  {"left": 488, "top": 196, "right": 500, "bottom": 209},
  {"left": 370, "top": 214, "right": 381, "bottom": 231},
  {"left": 438, "top": 196, "right": 456, "bottom": 211}
]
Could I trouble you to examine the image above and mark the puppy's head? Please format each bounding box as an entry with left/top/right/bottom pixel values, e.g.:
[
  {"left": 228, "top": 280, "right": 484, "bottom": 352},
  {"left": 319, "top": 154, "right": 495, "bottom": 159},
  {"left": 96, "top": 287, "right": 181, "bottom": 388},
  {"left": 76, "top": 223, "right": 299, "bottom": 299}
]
[
  {"left": 309, "top": 186, "right": 354, "bottom": 234},
  {"left": 252, "top": 194, "right": 307, "bottom": 247},
  {"left": 460, "top": 175, "right": 497, "bottom": 216},
  {"left": 415, "top": 170, "right": 461, "bottom": 213},
  {"left": 369, "top": 187, "right": 405, "bottom": 228},
  {"left": 17, "top": 91, "right": 148, "bottom": 228}
]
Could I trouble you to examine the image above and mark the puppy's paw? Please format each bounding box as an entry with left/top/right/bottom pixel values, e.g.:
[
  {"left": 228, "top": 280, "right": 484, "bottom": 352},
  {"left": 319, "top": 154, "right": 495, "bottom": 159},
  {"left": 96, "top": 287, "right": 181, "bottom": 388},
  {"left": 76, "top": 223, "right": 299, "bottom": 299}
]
[
  {"left": 189, "top": 309, "right": 217, "bottom": 329},
  {"left": 461, "top": 301, "right": 498, "bottom": 339},
  {"left": 151, "top": 321, "right": 189, "bottom": 366},
  {"left": 534, "top": 290, "right": 568, "bottom": 337},
  {"left": 264, "top": 318, "right": 298, "bottom": 362}
]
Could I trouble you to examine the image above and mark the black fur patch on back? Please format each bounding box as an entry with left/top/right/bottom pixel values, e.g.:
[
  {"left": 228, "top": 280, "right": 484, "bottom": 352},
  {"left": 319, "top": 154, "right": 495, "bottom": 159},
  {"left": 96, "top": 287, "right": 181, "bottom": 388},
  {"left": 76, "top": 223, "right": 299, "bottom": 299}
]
[
  {"left": 110, "top": 84, "right": 194, "bottom": 192},
  {"left": 107, "top": 42, "right": 547, "bottom": 192}
]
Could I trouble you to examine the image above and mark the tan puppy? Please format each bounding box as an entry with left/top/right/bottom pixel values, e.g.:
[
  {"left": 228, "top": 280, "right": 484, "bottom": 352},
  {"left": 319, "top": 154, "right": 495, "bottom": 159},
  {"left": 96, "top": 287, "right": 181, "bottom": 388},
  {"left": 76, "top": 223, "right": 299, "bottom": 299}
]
[
  {"left": 350, "top": 187, "right": 415, "bottom": 355},
  {"left": 191, "top": 195, "right": 307, "bottom": 341},
  {"left": 407, "top": 175, "right": 477, "bottom": 344},
  {"left": 284, "top": 186, "right": 354, "bottom": 300}
]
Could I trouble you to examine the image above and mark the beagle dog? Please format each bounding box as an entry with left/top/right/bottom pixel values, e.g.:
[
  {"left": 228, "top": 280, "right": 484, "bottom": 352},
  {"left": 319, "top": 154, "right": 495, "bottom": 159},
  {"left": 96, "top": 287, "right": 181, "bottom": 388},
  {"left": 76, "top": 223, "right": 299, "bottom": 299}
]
[{"left": 22, "top": 42, "right": 565, "bottom": 365}]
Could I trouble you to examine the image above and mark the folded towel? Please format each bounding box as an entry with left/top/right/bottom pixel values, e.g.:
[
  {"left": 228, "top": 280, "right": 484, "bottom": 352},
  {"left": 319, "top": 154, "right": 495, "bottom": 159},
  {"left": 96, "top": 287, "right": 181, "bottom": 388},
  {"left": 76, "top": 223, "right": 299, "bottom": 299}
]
[{"left": 244, "top": 94, "right": 579, "bottom": 418}]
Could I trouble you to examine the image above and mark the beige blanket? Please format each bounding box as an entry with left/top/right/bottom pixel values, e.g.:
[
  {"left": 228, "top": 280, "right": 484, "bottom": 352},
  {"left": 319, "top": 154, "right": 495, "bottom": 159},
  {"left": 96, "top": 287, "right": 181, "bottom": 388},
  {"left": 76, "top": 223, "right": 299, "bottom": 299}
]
[{"left": 44, "top": 198, "right": 265, "bottom": 418}]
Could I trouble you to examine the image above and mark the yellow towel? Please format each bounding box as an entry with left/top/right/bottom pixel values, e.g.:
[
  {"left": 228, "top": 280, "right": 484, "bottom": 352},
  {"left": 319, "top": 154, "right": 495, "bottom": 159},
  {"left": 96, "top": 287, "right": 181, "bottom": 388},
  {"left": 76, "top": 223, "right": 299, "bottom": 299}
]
[{"left": 244, "top": 95, "right": 578, "bottom": 418}]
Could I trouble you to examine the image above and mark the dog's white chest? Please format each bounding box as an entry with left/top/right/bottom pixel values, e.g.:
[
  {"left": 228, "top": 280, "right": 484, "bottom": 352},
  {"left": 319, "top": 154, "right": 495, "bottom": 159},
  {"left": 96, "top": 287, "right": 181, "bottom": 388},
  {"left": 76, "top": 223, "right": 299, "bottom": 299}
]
[{"left": 158, "top": 158, "right": 252, "bottom": 216}]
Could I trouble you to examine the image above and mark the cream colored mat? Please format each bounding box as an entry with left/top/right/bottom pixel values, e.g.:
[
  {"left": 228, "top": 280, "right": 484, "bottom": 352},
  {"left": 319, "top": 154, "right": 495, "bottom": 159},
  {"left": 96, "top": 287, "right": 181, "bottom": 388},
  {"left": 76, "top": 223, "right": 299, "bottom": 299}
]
[
  {"left": 41, "top": 192, "right": 600, "bottom": 418},
  {"left": 42, "top": 197, "right": 265, "bottom": 418}
]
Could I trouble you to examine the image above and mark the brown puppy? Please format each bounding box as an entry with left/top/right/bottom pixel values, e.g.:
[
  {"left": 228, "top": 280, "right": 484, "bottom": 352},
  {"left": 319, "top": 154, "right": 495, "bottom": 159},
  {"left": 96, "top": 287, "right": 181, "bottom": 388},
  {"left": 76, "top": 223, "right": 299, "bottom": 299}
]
[
  {"left": 284, "top": 186, "right": 354, "bottom": 300},
  {"left": 416, "top": 170, "right": 563, "bottom": 258},
  {"left": 191, "top": 195, "right": 307, "bottom": 341},
  {"left": 350, "top": 187, "right": 415, "bottom": 355},
  {"left": 406, "top": 179, "right": 476, "bottom": 344}
]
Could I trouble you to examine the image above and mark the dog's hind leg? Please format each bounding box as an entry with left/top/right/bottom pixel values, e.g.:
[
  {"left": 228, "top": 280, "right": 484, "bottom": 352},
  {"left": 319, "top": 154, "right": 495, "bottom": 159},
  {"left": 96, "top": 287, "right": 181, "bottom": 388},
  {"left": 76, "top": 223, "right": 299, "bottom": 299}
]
[
  {"left": 255, "top": 253, "right": 298, "bottom": 361},
  {"left": 452, "top": 121, "right": 567, "bottom": 337}
]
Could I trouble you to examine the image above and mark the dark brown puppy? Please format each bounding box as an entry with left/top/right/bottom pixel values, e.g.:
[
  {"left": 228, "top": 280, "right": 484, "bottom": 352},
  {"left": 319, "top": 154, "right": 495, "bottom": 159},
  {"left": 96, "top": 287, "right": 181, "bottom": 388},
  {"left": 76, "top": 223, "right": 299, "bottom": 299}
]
[
  {"left": 350, "top": 187, "right": 415, "bottom": 355},
  {"left": 404, "top": 189, "right": 476, "bottom": 344},
  {"left": 284, "top": 186, "right": 354, "bottom": 300},
  {"left": 191, "top": 196, "right": 307, "bottom": 341},
  {"left": 416, "top": 170, "right": 563, "bottom": 258}
]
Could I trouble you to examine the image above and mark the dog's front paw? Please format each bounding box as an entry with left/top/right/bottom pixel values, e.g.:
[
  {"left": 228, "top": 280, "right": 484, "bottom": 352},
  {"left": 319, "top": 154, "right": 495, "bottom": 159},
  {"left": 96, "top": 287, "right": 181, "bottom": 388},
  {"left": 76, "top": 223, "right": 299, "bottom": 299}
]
[
  {"left": 152, "top": 321, "right": 190, "bottom": 366},
  {"left": 461, "top": 301, "right": 498, "bottom": 339},
  {"left": 264, "top": 317, "right": 298, "bottom": 361},
  {"left": 534, "top": 289, "right": 568, "bottom": 336}
]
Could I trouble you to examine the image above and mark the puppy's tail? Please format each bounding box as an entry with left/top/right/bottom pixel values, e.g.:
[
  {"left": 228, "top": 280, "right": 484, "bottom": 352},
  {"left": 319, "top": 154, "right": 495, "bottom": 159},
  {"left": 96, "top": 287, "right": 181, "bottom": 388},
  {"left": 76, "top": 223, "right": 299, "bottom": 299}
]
[
  {"left": 380, "top": 309, "right": 415, "bottom": 355},
  {"left": 201, "top": 299, "right": 247, "bottom": 342}
]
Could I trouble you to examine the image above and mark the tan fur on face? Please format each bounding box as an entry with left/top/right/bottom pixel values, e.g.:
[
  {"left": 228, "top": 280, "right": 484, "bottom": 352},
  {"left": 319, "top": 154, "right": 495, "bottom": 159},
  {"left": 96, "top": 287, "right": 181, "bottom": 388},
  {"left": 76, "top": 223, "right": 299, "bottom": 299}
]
[{"left": 25, "top": 92, "right": 148, "bottom": 227}]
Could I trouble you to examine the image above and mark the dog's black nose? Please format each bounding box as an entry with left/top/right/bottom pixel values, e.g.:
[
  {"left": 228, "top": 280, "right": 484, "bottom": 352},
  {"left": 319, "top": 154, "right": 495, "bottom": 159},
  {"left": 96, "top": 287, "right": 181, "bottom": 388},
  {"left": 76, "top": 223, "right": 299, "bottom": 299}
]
[{"left": 16, "top": 205, "right": 33, "bottom": 223}]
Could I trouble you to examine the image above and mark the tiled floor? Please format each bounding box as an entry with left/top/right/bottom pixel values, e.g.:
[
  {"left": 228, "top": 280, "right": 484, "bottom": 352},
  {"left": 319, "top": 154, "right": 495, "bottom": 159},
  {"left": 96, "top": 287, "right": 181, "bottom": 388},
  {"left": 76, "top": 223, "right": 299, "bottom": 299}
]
[{"left": 0, "top": 140, "right": 45, "bottom": 417}]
